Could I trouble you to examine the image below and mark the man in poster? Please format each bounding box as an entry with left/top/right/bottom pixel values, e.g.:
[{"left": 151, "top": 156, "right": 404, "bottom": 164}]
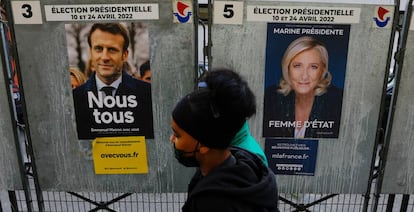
[
  {"left": 263, "top": 23, "right": 349, "bottom": 139},
  {"left": 73, "top": 23, "right": 154, "bottom": 139}
]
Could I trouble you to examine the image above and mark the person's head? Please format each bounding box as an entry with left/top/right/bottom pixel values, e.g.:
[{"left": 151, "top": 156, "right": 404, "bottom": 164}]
[
  {"left": 278, "top": 36, "right": 331, "bottom": 96},
  {"left": 170, "top": 68, "right": 256, "bottom": 167},
  {"left": 139, "top": 60, "right": 151, "bottom": 83},
  {"left": 70, "top": 67, "right": 87, "bottom": 89},
  {"left": 87, "top": 23, "right": 130, "bottom": 85}
]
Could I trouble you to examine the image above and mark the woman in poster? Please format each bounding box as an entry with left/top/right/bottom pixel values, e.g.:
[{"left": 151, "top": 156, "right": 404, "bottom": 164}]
[{"left": 263, "top": 36, "right": 343, "bottom": 138}]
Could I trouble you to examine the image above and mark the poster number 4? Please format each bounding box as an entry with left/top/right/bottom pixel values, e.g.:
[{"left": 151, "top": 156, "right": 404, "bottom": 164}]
[
  {"left": 214, "top": 1, "right": 243, "bottom": 25},
  {"left": 11, "top": 1, "right": 43, "bottom": 24}
]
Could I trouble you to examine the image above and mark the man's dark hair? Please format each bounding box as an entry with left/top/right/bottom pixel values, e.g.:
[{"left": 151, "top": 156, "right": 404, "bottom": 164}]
[
  {"left": 140, "top": 60, "right": 151, "bottom": 76},
  {"left": 87, "top": 23, "right": 130, "bottom": 52}
]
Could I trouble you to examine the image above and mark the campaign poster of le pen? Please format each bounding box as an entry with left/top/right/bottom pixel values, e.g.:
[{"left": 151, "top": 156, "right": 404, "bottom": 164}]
[
  {"left": 263, "top": 23, "right": 350, "bottom": 139},
  {"left": 66, "top": 22, "right": 154, "bottom": 140}
]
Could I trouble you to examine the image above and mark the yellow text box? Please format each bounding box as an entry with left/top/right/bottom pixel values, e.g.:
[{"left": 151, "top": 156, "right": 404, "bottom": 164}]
[{"left": 92, "top": 136, "right": 148, "bottom": 174}]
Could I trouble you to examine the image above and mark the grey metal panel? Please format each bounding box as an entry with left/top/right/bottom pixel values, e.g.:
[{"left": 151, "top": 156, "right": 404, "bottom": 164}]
[
  {"left": 382, "top": 8, "right": 414, "bottom": 194},
  {"left": 211, "top": 2, "right": 392, "bottom": 193},
  {"left": 14, "top": 0, "right": 194, "bottom": 192},
  {"left": 0, "top": 55, "right": 21, "bottom": 190}
]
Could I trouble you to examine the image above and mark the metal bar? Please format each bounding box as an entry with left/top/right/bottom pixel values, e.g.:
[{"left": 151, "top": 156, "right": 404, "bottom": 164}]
[
  {"left": 67, "top": 192, "right": 101, "bottom": 207},
  {"left": 2, "top": 0, "right": 48, "bottom": 210},
  {"left": 400, "top": 194, "right": 409, "bottom": 212},
  {"left": 371, "top": 1, "right": 413, "bottom": 212},
  {"left": 363, "top": 1, "right": 401, "bottom": 212},
  {"left": 68, "top": 192, "right": 133, "bottom": 212},
  {"left": 207, "top": 0, "right": 212, "bottom": 70},
  {"left": 198, "top": 19, "right": 207, "bottom": 78},
  {"left": 304, "top": 194, "right": 338, "bottom": 208},
  {"left": 0, "top": 2, "right": 35, "bottom": 211},
  {"left": 89, "top": 205, "right": 116, "bottom": 212},
  {"left": 193, "top": 0, "right": 199, "bottom": 89},
  {"left": 386, "top": 194, "right": 395, "bottom": 212},
  {"left": 280, "top": 194, "right": 337, "bottom": 211},
  {"left": 7, "top": 191, "right": 18, "bottom": 212},
  {"left": 279, "top": 195, "right": 299, "bottom": 207},
  {"left": 93, "top": 193, "right": 132, "bottom": 208},
  {"left": 292, "top": 204, "right": 311, "bottom": 212}
]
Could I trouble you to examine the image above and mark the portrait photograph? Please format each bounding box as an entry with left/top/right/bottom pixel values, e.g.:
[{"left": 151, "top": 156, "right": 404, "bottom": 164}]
[
  {"left": 65, "top": 22, "right": 154, "bottom": 140},
  {"left": 263, "top": 23, "right": 350, "bottom": 139}
]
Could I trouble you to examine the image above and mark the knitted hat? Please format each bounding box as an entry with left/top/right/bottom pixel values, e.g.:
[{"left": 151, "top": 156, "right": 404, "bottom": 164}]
[{"left": 172, "top": 88, "right": 245, "bottom": 149}]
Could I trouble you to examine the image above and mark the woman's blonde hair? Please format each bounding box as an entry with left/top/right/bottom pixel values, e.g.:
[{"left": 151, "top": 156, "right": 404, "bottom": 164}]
[
  {"left": 70, "top": 67, "right": 87, "bottom": 88},
  {"left": 278, "top": 36, "right": 331, "bottom": 96}
]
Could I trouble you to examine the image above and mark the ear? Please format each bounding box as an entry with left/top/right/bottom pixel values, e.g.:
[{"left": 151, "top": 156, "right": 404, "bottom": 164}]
[
  {"left": 122, "top": 49, "right": 129, "bottom": 62},
  {"left": 199, "top": 146, "right": 210, "bottom": 154}
]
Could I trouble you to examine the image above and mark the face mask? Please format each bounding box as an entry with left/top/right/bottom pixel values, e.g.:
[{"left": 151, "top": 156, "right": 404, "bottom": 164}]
[{"left": 173, "top": 142, "right": 200, "bottom": 167}]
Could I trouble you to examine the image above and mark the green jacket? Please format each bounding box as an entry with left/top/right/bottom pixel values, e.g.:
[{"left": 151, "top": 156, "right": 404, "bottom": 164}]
[{"left": 231, "top": 122, "right": 268, "bottom": 166}]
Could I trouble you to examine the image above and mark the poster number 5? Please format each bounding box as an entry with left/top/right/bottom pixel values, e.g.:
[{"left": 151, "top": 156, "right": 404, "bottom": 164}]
[
  {"left": 223, "top": 4, "right": 234, "bottom": 18},
  {"left": 11, "top": 1, "right": 43, "bottom": 24},
  {"left": 214, "top": 1, "right": 244, "bottom": 25}
]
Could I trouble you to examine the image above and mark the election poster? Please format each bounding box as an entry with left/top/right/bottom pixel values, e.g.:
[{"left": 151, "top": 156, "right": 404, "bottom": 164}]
[
  {"left": 263, "top": 23, "right": 349, "bottom": 139},
  {"left": 66, "top": 22, "right": 154, "bottom": 140}
]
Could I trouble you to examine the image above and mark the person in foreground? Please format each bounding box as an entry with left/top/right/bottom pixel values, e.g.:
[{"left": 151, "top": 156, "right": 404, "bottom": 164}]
[
  {"left": 170, "top": 68, "right": 279, "bottom": 212},
  {"left": 201, "top": 70, "right": 268, "bottom": 166}
]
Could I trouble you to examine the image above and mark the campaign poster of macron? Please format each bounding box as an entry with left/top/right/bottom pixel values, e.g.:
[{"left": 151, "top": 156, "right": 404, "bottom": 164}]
[
  {"left": 263, "top": 23, "right": 349, "bottom": 139},
  {"left": 66, "top": 22, "right": 154, "bottom": 139}
]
